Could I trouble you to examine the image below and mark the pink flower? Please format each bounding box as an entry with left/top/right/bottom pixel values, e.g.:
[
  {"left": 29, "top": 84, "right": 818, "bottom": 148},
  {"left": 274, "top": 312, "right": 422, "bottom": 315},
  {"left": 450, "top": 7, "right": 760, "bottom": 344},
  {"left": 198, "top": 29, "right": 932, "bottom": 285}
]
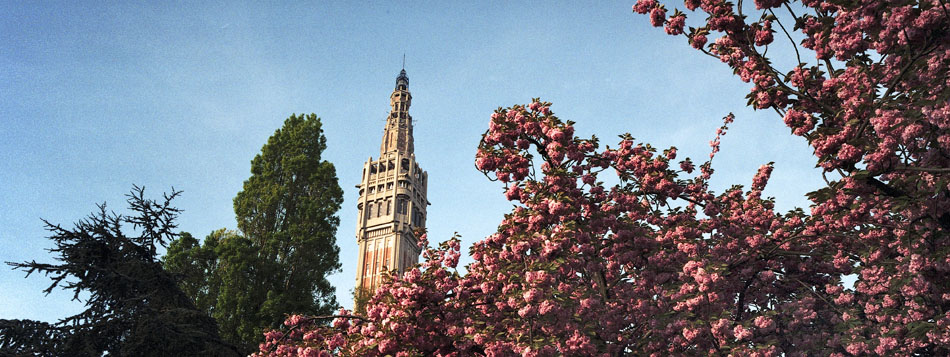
[
  {"left": 632, "top": 0, "right": 657, "bottom": 14},
  {"left": 504, "top": 185, "right": 522, "bottom": 201},
  {"left": 753, "top": 0, "right": 783, "bottom": 9},
  {"left": 298, "top": 347, "right": 318, "bottom": 357},
  {"left": 753, "top": 316, "right": 775, "bottom": 332},
  {"left": 379, "top": 339, "right": 397, "bottom": 353},
  {"left": 691, "top": 33, "right": 707, "bottom": 49},
  {"left": 327, "top": 333, "right": 345, "bottom": 349},
  {"left": 875, "top": 337, "right": 898, "bottom": 354},
  {"left": 665, "top": 15, "right": 686, "bottom": 35},
  {"left": 518, "top": 305, "right": 537, "bottom": 317},
  {"left": 682, "top": 327, "right": 700, "bottom": 341},
  {"left": 679, "top": 159, "right": 694, "bottom": 173},
  {"left": 405, "top": 268, "right": 421, "bottom": 283},
  {"left": 684, "top": 0, "right": 700, "bottom": 11},
  {"left": 650, "top": 7, "right": 666, "bottom": 27},
  {"left": 711, "top": 319, "right": 732, "bottom": 340},
  {"left": 837, "top": 143, "right": 862, "bottom": 162},
  {"left": 782, "top": 109, "right": 816, "bottom": 136},
  {"left": 754, "top": 21, "right": 773, "bottom": 46},
  {"left": 751, "top": 164, "right": 773, "bottom": 191},
  {"left": 523, "top": 288, "right": 541, "bottom": 302},
  {"left": 284, "top": 314, "right": 304, "bottom": 326},
  {"left": 475, "top": 155, "right": 495, "bottom": 171},
  {"left": 846, "top": 342, "right": 868, "bottom": 355},
  {"left": 733, "top": 325, "right": 753, "bottom": 341}
]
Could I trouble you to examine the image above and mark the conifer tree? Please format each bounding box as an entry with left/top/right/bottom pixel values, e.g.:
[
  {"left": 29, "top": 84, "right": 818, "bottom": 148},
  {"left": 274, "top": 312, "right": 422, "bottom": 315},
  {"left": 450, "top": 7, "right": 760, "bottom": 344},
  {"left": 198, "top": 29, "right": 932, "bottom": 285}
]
[{"left": 1, "top": 187, "right": 239, "bottom": 356}]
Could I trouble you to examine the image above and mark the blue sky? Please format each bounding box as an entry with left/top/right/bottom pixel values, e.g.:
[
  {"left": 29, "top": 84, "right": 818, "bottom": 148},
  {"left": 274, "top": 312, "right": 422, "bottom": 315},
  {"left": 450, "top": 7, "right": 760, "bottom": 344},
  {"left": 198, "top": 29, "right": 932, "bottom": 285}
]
[{"left": 1, "top": 1, "right": 822, "bottom": 323}]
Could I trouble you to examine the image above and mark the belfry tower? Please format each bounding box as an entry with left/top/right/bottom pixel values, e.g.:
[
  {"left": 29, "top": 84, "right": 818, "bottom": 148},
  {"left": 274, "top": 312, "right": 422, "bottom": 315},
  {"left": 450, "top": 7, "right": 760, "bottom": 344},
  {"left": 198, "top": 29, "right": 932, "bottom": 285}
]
[{"left": 354, "top": 69, "right": 428, "bottom": 293}]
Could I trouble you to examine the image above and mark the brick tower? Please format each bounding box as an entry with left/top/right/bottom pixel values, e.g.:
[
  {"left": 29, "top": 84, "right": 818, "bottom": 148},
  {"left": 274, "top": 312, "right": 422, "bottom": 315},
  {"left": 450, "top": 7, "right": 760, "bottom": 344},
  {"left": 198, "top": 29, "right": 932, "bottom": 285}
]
[{"left": 354, "top": 69, "right": 428, "bottom": 294}]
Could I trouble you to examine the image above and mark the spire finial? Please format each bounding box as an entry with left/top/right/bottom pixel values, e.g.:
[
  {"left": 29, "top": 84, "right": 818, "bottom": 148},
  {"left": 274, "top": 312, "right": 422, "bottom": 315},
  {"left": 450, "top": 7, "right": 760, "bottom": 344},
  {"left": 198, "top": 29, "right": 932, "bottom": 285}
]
[{"left": 402, "top": 54, "right": 406, "bottom": 70}]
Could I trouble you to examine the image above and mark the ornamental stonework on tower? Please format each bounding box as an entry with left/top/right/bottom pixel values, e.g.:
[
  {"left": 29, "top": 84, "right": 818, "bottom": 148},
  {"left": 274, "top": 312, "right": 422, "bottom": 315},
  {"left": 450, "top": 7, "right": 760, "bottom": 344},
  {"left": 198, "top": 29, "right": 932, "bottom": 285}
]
[{"left": 354, "top": 69, "right": 429, "bottom": 294}]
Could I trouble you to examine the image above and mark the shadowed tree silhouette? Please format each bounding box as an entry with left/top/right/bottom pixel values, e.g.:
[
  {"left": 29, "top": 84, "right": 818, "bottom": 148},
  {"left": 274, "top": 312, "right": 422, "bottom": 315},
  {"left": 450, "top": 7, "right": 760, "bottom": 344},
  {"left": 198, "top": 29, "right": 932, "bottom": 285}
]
[{"left": 0, "top": 186, "right": 240, "bottom": 356}]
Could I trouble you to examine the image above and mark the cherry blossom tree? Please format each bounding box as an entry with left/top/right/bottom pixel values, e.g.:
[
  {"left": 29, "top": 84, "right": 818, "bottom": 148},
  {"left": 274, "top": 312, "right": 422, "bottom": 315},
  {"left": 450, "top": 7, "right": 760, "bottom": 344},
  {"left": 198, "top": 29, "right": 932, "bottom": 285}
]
[
  {"left": 628, "top": 0, "right": 950, "bottom": 353},
  {"left": 256, "top": 1, "right": 949, "bottom": 355}
]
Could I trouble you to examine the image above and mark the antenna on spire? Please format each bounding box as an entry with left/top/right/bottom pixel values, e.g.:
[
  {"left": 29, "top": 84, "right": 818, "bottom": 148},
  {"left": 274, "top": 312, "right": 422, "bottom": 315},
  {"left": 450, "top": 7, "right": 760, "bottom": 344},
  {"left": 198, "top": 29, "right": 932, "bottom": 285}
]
[{"left": 396, "top": 57, "right": 409, "bottom": 89}]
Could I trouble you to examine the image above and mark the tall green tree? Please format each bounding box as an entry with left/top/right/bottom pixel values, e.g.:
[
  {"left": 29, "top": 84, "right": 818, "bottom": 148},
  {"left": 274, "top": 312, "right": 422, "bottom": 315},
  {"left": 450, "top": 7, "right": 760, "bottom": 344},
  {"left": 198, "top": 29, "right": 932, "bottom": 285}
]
[
  {"left": 234, "top": 112, "right": 343, "bottom": 312},
  {"left": 164, "top": 113, "right": 344, "bottom": 353}
]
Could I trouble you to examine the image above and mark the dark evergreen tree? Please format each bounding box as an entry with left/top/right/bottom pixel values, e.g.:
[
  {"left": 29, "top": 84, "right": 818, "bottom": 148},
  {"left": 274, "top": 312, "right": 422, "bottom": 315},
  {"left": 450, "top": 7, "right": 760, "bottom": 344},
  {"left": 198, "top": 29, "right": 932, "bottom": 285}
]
[
  {"left": 0, "top": 187, "right": 239, "bottom": 357},
  {"left": 164, "top": 113, "right": 344, "bottom": 353}
]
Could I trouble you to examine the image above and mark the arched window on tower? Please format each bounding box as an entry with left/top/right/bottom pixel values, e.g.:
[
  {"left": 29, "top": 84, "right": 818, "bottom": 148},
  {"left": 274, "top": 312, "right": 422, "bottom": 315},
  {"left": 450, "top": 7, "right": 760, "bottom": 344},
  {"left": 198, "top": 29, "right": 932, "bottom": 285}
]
[{"left": 367, "top": 202, "right": 374, "bottom": 218}]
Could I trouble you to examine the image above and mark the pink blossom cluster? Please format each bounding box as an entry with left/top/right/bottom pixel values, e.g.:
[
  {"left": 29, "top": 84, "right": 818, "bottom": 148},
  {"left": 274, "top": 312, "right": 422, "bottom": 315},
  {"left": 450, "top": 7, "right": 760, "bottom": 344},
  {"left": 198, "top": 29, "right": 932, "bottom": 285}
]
[
  {"left": 256, "top": 1, "right": 949, "bottom": 355},
  {"left": 631, "top": 0, "right": 950, "bottom": 354},
  {"left": 256, "top": 98, "right": 865, "bottom": 355}
]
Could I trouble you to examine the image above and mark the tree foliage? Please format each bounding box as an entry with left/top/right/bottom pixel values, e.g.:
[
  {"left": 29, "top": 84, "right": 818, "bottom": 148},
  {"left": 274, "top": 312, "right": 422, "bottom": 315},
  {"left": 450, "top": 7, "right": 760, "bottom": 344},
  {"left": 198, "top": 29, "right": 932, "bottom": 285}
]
[
  {"left": 164, "top": 232, "right": 220, "bottom": 314},
  {"left": 258, "top": 0, "right": 949, "bottom": 355},
  {"left": 0, "top": 187, "right": 239, "bottom": 356},
  {"left": 165, "top": 113, "right": 344, "bottom": 353}
]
